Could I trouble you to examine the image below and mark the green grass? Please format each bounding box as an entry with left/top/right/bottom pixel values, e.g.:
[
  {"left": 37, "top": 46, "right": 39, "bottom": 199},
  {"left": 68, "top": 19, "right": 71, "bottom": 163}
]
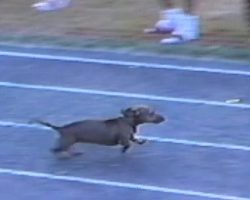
[
  {"left": 1, "top": 34, "right": 250, "bottom": 62},
  {"left": 0, "top": 0, "right": 249, "bottom": 61}
]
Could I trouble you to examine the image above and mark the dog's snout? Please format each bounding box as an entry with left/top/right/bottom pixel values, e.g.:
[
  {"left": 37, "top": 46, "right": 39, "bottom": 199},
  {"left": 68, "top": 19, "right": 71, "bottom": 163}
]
[{"left": 155, "top": 114, "right": 165, "bottom": 123}]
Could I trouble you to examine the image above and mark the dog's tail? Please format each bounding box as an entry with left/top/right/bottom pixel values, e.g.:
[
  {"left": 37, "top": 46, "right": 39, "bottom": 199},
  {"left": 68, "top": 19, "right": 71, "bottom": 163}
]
[{"left": 29, "top": 119, "right": 61, "bottom": 131}]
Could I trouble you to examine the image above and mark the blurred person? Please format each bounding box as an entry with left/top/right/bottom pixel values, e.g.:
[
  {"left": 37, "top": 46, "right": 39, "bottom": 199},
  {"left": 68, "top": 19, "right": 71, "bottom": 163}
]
[
  {"left": 144, "top": 0, "right": 200, "bottom": 44},
  {"left": 144, "top": 0, "right": 178, "bottom": 34}
]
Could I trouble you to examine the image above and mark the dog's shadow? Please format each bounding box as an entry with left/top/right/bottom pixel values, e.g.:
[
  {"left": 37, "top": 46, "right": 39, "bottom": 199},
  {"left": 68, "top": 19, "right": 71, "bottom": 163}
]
[{"left": 48, "top": 144, "right": 159, "bottom": 176}]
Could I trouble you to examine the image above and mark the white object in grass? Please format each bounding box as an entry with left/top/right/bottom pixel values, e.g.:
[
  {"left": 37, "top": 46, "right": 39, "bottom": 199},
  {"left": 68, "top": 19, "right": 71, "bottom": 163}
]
[{"left": 32, "top": 0, "right": 71, "bottom": 11}]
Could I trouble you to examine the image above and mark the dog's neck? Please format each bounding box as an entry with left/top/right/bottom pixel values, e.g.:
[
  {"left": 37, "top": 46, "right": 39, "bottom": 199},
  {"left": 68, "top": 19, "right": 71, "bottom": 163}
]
[{"left": 123, "top": 116, "right": 142, "bottom": 133}]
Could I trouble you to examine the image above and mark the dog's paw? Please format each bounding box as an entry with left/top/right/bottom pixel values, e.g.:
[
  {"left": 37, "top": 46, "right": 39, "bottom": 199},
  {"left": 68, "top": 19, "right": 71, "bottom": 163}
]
[
  {"left": 71, "top": 152, "right": 84, "bottom": 157},
  {"left": 57, "top": 151, "right": 72, "bottom": 159},
  {"left": 121, "top": 145, "right": 130, "bottom": 153},
  {"left": 137, "top": 139, "right": 147, "bottom": 145}
]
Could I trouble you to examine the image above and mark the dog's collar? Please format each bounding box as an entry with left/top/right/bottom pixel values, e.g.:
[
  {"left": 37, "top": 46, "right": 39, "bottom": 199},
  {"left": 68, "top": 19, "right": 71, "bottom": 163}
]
[
  {"left": 123, "top": 117, "right": 139, "bottom": 133},
  {"left": 132, "top": 125, "right": 137, "bottom": 133}
]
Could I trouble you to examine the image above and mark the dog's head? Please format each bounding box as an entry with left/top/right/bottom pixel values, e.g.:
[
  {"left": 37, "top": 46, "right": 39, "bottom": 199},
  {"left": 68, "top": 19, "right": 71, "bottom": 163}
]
[{"left": 121, "top": 105, "right": 165, "bottom": 125}]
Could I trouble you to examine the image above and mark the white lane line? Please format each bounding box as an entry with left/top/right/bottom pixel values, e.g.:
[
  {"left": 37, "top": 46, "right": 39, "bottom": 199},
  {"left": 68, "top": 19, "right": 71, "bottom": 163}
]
[
  {"left": 143, "top": 136, "right": 250, "bottom": 151},
  {"left": 1, "top": 120, "right": 250, "bottom": 152},
  {"left": 1, "top": 51, "right": 250, "bottom": 76},
  {"left": 0, "top": 168, "right": 250, "bottom": 200},
  {"left": 1, "top": 81, "right": 250, "bottom": 109},
  {"left": 0, "top": 168, "right": 249, "bottom": 200}
]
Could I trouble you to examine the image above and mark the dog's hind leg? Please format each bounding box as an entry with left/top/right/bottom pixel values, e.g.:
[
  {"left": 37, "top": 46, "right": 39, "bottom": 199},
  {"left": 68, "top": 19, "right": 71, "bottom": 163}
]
[{"left": 51, "top": 136, "right": 75, "bottom": 154}]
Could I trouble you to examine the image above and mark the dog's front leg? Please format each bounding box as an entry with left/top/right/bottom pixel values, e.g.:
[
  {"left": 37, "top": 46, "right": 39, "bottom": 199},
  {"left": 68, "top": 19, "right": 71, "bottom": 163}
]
[{"left": 119, "top": 134, "right": 131, "bottom": 153}]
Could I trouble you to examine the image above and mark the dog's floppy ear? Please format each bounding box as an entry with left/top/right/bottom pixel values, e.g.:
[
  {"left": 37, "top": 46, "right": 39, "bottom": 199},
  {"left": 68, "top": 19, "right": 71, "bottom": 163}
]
[
  {"left": 121, "top": 107, "right": 140, "bottom": 117},
  {"left": 121, "top": 108, "right": 132, "bottom": 117}
]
